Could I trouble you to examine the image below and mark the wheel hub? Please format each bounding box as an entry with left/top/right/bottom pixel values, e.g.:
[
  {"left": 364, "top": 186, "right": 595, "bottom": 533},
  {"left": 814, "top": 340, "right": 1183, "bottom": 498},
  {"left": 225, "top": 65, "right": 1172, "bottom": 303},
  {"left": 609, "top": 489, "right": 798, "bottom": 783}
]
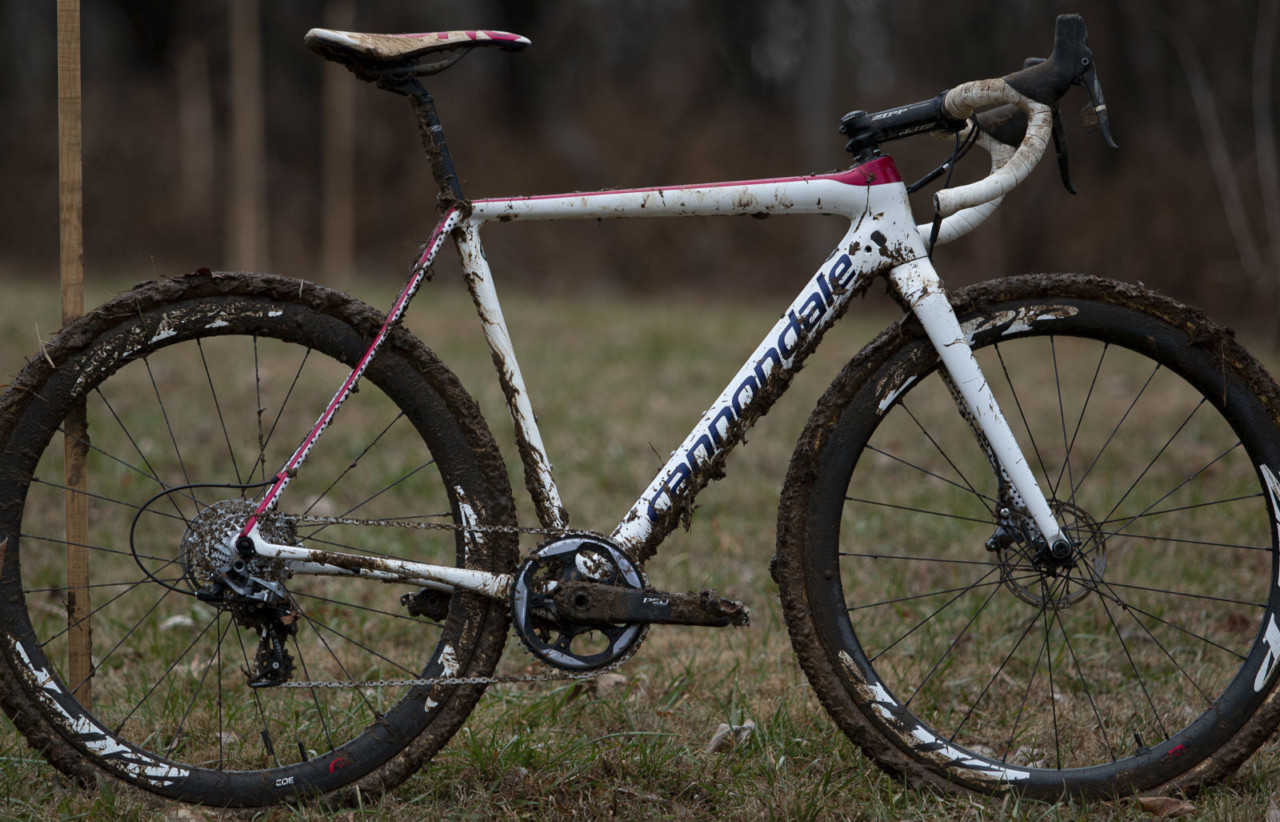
[
  {"left": 995, "top": 500, "right": 1106, "bottom": 610},
  {"left": 179, "top": 498, "right": 294, "bottom": 592}
]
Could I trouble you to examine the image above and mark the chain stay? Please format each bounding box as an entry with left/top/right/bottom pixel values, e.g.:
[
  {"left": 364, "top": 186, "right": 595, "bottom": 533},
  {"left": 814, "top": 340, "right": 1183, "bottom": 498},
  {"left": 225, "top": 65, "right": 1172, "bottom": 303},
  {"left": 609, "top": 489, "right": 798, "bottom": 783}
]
[{"left": 274, "top": 510, "right": 626, "bottom": 689}]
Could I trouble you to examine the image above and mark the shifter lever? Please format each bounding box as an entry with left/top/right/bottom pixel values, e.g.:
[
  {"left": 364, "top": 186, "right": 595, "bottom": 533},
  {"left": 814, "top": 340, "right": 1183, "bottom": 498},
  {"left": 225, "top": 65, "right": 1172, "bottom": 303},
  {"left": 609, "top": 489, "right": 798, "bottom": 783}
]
[{"left": 1079, "top": 63, "right": 1118, "bottom": 149}]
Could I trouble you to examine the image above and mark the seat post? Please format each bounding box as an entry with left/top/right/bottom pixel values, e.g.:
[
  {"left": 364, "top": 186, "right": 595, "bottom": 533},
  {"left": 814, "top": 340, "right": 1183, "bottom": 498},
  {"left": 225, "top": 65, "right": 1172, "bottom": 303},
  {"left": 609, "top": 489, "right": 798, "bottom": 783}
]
[{"left": 379, "top": 73, "right": 465, "bottom": 206}]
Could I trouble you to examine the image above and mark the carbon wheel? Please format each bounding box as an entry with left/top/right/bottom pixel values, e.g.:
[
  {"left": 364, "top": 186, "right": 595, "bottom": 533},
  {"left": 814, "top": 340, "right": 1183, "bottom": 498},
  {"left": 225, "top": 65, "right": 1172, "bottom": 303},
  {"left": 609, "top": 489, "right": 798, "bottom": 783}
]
[
  {"left": 0, "top": 271, "right": 516, "bottom": 806},
  {"left": 777, "top": 274, "right": 1280, "bottom": 798}
]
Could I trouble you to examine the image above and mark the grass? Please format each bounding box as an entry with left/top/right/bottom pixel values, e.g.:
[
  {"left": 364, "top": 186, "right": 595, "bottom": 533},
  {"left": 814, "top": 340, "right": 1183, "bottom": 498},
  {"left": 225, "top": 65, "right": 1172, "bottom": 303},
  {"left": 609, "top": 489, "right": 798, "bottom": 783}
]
[{"left": 0, "top": 270, "right": 1278, "bottom": 821}]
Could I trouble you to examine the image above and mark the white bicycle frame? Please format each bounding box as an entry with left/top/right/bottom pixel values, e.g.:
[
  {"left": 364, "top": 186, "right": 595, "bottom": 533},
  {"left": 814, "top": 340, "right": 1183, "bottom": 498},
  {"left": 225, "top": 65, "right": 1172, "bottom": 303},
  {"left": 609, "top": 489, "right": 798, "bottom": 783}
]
[{"left": 240, "top": 127, "right": 1066, "bottom": 602}]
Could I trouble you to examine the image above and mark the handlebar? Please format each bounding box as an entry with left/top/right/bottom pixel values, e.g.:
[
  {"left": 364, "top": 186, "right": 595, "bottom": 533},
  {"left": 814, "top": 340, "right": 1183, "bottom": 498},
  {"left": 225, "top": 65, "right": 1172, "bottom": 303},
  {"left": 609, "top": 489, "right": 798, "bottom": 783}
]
[
  {"left": 839, "top": 14, "right": 1116, "bottom": 225},
  {"left": 933, "top": 80, "right": 1052, "bottom": 217}
]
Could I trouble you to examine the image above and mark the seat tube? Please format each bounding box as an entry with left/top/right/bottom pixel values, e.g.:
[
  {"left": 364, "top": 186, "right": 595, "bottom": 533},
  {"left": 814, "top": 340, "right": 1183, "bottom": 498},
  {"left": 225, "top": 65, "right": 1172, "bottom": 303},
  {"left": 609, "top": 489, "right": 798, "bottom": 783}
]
[
  {"left": 454, "top": 221, "right": 568, "bottom": 530},
  {"left": 888, "top": 257, "right": 1066, "bottom": 550}
]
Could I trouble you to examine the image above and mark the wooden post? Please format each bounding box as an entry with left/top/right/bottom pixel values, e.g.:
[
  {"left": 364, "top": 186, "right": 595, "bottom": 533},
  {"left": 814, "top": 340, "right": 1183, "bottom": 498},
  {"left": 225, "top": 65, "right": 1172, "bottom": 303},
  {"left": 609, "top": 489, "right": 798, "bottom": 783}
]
[{"left": 58, "top": 0, "right": 92, "bottom": 706}]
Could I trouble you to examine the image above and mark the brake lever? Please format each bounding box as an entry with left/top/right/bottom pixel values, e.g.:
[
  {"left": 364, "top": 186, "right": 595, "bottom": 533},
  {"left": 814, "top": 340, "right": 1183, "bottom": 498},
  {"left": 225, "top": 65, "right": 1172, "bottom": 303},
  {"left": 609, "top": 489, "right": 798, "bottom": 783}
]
[
  {"left": 1078, "top": 62, "right": 1118, "bottom": 149},
  {"left": 1050, "top": 105, "right": 1076, "bottom": 195},
  {"left": 1016, "top": 56, "right": 1076, "bottom": 194}
]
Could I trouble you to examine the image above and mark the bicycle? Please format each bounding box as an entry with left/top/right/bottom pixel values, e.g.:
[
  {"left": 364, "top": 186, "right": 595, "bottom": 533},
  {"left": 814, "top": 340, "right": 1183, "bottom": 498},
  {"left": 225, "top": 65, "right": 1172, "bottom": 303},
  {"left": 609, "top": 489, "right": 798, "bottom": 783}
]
[{"left": 2, "top": 13, "right": 1279, "bottom": 807}]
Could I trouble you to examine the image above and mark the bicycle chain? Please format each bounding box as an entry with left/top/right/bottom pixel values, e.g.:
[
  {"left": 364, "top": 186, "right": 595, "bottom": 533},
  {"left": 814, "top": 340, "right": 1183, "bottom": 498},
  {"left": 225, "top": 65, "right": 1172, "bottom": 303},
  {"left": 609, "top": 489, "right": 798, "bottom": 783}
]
[{"left": 273, "top": 510, "right": 630, "bottom": 690}]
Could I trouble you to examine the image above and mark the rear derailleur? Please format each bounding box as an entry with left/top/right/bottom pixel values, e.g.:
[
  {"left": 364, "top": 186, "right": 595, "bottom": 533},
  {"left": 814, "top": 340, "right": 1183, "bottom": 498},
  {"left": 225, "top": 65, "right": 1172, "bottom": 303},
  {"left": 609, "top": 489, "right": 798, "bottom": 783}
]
[{"left": 195, "top": 560, "right": 300, "bottom": 688}]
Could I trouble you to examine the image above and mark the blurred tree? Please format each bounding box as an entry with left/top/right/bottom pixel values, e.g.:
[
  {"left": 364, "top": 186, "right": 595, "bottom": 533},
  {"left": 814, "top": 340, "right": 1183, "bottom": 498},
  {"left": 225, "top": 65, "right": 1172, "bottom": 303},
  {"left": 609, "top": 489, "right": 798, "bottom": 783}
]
[
  {"left": 321, "top": 0, "right": 356, "bottom": 287},
  {"left": 1, "top": 1, "right": 1274, "bottom": 329},
  {"left": 227, "top": 0, "right": 268, "bottom": 270}
]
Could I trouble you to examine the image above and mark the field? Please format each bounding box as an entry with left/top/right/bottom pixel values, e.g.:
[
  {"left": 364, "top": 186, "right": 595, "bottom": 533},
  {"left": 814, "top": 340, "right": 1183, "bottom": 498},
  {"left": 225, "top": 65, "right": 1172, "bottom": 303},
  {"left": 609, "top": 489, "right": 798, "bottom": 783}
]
[{"left": 0, "top": 271, "right": 1278, "bottom": 821}]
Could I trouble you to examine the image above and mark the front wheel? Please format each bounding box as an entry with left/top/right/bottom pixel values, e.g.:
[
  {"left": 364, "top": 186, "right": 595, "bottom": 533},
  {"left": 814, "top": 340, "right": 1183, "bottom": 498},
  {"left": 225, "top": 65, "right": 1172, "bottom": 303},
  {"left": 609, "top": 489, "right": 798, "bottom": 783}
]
[
  {"left": 777, "top": 274, "right": 1280, "bottom": 799},
  {"left": 0, "top": 271, "right": 517, "bottom": 806}
]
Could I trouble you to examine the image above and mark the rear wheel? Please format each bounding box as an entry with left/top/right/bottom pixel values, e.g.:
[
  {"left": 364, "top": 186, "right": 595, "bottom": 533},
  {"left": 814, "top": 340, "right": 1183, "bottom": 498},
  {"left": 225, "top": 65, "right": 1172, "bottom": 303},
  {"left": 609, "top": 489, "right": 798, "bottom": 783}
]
[
  {"left": 0, "top": 271, "right": 517, "bottom": 806},
  {"left": 777, "top": 274, "right": 1280, "bottom": 798}
]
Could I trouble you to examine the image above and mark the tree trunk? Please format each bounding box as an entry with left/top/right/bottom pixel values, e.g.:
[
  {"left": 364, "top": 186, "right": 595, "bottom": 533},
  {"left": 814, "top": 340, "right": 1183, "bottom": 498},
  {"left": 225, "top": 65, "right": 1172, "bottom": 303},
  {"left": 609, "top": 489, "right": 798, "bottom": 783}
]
[
  {"left": 227, "top": 0, "right": 268, "bottom": 270},
  {"left": 321, "top": 0, "right": 356, "bottom": 287}
]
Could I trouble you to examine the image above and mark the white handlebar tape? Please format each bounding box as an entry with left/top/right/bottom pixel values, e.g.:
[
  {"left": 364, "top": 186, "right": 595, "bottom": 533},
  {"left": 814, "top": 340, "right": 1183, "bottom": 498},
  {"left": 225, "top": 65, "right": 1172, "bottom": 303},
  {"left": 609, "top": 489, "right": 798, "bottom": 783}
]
[{"left": 933, "top": 79, "right": 1052, "bottom": 217}]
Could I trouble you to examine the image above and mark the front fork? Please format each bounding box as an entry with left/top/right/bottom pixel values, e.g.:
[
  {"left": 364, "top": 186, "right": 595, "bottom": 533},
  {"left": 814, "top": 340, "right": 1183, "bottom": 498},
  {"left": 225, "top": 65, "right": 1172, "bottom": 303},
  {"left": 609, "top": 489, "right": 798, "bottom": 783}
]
[{"left": 888, "top": 258, "right": 1069, "bottom": 555}]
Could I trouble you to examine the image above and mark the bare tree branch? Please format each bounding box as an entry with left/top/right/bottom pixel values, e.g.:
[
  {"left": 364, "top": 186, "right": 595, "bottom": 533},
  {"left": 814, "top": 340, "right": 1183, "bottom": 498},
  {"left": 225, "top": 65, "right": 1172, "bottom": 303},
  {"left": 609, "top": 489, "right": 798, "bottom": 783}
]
[
  {"left": 1165, "top": 17, "right": 1266, "bottom": 282},
  {"left": 1255, "top": 0, "right": 1280, "bottom": 265}
]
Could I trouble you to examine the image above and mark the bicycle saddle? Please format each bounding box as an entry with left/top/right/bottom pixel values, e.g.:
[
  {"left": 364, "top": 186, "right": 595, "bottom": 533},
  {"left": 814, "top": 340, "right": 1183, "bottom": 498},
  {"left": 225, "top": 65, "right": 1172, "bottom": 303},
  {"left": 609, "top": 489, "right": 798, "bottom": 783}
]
[{"left": 306, "top": 28, "right": 530, "bottom": 80}]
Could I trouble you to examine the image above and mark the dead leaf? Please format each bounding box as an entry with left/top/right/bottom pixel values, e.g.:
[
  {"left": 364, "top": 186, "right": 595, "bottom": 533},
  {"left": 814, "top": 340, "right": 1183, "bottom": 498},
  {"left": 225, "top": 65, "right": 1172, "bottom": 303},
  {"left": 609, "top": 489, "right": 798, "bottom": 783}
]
[
  {"left": 1266, "top": 798, "right": 1280, "bottom": 822},
  {"left": 705, "top": 719, "right": 756, "bottom": 754},
  {"left": 1137, "top": 795, "right": 1195, "bottom": 819},
  {"left": 593, "top": 672, "right": 628, "bottom": 697}
]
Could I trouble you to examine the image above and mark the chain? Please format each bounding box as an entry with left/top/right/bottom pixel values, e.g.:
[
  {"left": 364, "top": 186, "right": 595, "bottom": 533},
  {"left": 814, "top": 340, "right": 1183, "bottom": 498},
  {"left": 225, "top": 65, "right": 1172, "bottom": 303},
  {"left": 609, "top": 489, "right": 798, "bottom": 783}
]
[
  {"left": 277, "top": 510, "right": 566, "bottom": 539},
  {"left": 279, "top": 662, "right": 625, "bottom": 690},
  {"left": 272, "top": 511, "right": 627, "bottom": 689}
]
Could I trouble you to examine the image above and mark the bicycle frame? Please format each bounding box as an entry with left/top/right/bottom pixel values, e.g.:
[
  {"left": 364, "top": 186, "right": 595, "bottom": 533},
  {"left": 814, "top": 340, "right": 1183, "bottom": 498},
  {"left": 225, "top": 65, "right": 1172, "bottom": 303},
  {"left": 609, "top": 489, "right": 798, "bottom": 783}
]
[{"left": 241, "top": 151, "right": 1066, "bottom": 599}]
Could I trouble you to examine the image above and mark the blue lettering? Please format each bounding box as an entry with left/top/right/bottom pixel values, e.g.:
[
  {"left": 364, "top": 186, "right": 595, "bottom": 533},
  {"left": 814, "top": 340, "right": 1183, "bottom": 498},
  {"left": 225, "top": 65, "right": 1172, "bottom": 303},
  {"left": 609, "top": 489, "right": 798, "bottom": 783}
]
[
  {"left": 754, "top": 347, "right": 781, "bottom": 387},
  {"left": 646, "top": 252, "right": 864, "bottom": 522},
  {"left": 732, "top": 376, "right": 756, "bottom": 414},
  {"left": 816, "top": 268, "right": 833, "bottom": 303},
  {"left": 828, "top": 254, "right": 855, "bottom": 291},
  {"left": 711, "top": 405, "right": 735, "bottom": 445},
  {"left": 799, "top": 292, "right": 825, "bottom": 329},
  {"left": 690, "top": 432, "right": 716, "bottom": 467}
]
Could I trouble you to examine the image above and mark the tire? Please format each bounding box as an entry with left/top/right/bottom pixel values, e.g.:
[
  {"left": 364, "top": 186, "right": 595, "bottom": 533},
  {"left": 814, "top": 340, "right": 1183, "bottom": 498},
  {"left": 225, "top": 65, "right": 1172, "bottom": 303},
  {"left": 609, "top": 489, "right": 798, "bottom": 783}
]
[
  {"left": 776, "top": 274, "right": 1280, "bottom": 799},
  {"left": 0, "top": 271, "right": 517, "bottom": 807}
]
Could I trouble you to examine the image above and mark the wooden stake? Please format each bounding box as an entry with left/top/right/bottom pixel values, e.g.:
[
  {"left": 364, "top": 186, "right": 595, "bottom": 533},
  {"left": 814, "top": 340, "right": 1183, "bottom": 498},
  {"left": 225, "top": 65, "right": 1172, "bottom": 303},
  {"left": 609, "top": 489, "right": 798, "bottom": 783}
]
[{"left": 58, "top": 0, "right": 91, "bottom": 707}]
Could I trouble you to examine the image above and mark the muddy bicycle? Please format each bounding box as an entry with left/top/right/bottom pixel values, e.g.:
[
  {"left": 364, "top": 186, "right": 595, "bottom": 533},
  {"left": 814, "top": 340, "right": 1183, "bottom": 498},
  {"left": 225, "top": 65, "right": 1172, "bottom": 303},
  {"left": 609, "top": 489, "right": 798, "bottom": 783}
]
[{"left": 2, "top": 14, "right": 1279, "bottom": 807}]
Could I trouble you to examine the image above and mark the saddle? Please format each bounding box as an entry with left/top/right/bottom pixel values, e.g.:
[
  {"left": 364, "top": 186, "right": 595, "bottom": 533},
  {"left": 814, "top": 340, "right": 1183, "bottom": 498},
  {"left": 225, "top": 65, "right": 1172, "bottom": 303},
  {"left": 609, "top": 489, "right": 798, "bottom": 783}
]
[{"left": 306, "top": 28, "right": 530, "bottom": 81}]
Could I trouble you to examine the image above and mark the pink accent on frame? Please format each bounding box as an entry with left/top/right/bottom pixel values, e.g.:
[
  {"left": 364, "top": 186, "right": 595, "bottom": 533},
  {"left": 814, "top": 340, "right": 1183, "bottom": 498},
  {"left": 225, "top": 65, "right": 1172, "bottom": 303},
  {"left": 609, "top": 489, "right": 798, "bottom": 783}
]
[
  {"left": 473, "top": 155, "right": 902, "bottom": 207},
  {"left": 240, "top": 204, "right": 465, "bottom": 538}
]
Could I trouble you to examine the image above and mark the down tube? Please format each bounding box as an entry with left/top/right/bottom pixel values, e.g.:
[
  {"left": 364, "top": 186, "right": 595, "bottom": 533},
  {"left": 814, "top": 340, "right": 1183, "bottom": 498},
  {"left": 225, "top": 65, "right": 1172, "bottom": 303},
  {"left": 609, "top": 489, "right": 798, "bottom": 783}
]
[{"left": 610, "top": 221, "right": 908, "bottom": 557}]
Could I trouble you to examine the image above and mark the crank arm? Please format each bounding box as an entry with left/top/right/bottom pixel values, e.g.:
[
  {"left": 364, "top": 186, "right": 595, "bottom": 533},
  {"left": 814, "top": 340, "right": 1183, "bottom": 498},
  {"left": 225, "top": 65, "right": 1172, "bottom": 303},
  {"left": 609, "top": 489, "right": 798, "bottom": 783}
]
[
  {"left": 250, "top": 539, "right": 513, "bottom": 602},
  {"left": 554, "top": 582, "right": 750, "bottom": 627}
]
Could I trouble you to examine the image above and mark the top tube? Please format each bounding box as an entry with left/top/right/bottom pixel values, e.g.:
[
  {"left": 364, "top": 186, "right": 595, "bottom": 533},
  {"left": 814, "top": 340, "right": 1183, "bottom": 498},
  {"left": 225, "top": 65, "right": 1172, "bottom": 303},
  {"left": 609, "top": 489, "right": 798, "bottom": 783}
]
[{"left": 468, "top": 156, "right": 903, "bottom": 223}]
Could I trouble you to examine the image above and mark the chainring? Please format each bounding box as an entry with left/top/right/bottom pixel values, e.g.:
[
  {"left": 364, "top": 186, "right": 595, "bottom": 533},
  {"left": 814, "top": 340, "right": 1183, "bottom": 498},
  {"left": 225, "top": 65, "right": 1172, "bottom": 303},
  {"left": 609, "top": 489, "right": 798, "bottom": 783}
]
[{"left": 511, "top": 535, "right": 649, "bottom": 672}]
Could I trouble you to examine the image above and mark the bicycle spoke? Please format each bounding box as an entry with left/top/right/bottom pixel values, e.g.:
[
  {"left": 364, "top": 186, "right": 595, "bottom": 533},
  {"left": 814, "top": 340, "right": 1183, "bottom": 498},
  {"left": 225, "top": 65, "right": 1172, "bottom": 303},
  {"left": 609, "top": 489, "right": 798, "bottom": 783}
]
[
  {"left": 1035, "top": 594, "right": 1063, "bottom": 768},
  {"left": 1098, "top": 439, "right": 1246, "bottom": 543},
  {"left": 167, "top": 616, "right": 233, "bottom": 766},
  {"left": 256, "top": 344, "right": 312, "bottom": 484},
  {"left": 993, "top": 342, "right": 1057, "bottom": 496},
  {"left": 847, "top": 577, "right": 1007, "bottom": 612},
  {"left": 197, "top": 338, "right": 244, "bottom": 486},
  {"left": 1047, "top": 337, "right": 1077, "bottom": 506},
  {"left": 140, "top": 355, "right": 195, "bottom": 491},
  {"left": 901, "top": 572, "right": 1006, "bottom": 709},
  {"left": 868, "top": 562, "right": 1006, "bottom": 663},
  {"left": 898, "top": 402, "right": 997, "bottom": 517},
  {"left": 1068, "top": 360, "right": 1161, "bottom": 495},
  {"left": 288, "top": 637, "right": 340, "bottom": 754},
  {"left": 1100, "top": 398, "right": 1209, "bottom": 526},
  {"left": 301, "top": 413, "right": 407, "bottom": 516},
  {"left": 111, "top": 602, "right": 220, "bottom": 737},
  {"left": 1053, "top": 341, "right": 1107, "bottom": 502},
  {"left": 862, "top": 444, "right": 998, "bottom": 509},
  {"left": 844, "top": 494, "right": 995, "bottom": 526}
]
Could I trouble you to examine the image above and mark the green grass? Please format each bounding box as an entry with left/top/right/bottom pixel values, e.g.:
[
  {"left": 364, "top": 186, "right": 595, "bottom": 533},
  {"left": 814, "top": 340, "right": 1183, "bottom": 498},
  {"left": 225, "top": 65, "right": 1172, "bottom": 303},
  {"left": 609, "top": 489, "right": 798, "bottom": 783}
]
[{"left": 0, "top": 272, "right": 1278, "bottom": 820}]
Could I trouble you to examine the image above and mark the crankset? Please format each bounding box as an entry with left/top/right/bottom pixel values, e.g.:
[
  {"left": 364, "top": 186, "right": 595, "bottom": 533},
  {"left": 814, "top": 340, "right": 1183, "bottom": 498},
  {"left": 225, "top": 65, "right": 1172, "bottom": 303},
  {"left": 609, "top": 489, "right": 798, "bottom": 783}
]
[{"left": 511, "top": 535, "right": 749, "bottom": 672}]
